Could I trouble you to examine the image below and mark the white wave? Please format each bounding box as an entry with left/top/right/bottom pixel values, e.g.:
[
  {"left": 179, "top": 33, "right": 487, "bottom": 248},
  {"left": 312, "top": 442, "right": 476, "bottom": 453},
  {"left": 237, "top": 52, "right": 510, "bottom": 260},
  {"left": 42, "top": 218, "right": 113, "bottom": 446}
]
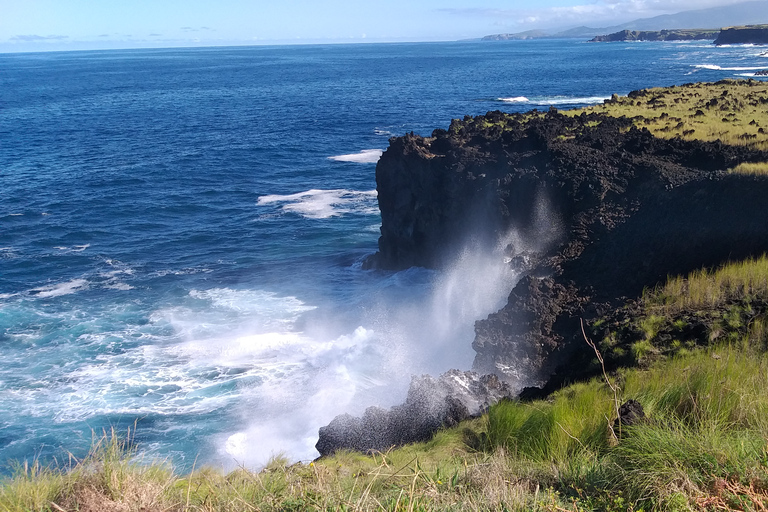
[
  {"left": 30, "top": 279, "right": 89, "bottom": 298},
  {"left": 189, "top": 288, "right": 315, "bottom": 318},
  {"left": 499, "top": 95, "right": 609, "bottom": 106},
  {"left": 374, "top": 129, "right": 393, "bottom": 136},
  {"left": 328, "top": 149, "right": 383, "bottom": 163},
  {"left": 54, "top": 244, "right": 90, "bottom": 253},
  {"left": 104, "top": 282, "right": 134, "bottom": 291},
  {"left": 499, "top": 96, "right": 529, "bottom": 103},
  {"left": 257, "top": 189, "right": 378, "bottom": 219},
  {"left": 694, "top": 64, "right": 766, "bottom": 71},
  {"left": 150, "top": 267, "right": 213, "bottom": 277}
]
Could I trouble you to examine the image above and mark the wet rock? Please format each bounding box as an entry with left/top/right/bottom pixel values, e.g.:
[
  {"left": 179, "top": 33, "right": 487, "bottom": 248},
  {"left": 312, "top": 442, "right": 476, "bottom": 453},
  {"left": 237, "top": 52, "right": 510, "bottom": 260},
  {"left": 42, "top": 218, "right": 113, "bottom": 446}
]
[
  {"left": 316, "top": 370, "right": 513, "bottom": 456},
  {"left": 614, "top": 399, "right": 646, "bottom": 434}
]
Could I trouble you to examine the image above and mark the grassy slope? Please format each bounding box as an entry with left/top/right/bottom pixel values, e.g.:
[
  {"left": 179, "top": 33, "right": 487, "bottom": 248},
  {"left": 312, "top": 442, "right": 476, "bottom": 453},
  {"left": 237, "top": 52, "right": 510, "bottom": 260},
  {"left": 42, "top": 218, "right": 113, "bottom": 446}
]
[
  {"left": 5, "top": 80, "right": 768, "bottom": 511},
  {"left": 574, "top": 79, "right": 768, "bottom": 153}
]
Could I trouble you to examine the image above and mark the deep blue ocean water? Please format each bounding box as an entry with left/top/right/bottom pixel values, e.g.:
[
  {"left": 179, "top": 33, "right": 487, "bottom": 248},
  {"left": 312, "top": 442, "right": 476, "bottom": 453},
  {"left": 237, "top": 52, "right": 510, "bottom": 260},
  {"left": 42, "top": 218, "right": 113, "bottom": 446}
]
[{"left": 1, "top": 39, "right": 766, "bottom": 472}]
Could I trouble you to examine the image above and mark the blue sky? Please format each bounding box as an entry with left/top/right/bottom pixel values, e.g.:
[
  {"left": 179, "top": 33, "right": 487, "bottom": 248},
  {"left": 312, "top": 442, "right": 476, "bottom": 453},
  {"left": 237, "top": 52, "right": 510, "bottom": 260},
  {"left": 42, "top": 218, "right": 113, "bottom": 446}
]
[{"left": 0, "top": 0, "right": 748, "bottom": 52}]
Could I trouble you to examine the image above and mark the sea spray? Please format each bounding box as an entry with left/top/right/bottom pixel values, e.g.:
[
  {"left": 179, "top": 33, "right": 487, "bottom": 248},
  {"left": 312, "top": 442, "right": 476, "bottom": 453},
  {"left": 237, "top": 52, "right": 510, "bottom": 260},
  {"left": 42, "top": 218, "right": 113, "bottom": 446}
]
[{"left": 217, "top": 233, "right": 522, "bottom": 468}]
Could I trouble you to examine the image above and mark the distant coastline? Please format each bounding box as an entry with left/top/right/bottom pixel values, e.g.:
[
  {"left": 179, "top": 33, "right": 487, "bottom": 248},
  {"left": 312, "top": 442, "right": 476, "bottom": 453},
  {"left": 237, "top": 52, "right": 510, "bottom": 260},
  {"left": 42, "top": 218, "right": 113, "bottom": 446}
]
[{"left": 589, "top": 29, "right": 718, "bottom": 43}]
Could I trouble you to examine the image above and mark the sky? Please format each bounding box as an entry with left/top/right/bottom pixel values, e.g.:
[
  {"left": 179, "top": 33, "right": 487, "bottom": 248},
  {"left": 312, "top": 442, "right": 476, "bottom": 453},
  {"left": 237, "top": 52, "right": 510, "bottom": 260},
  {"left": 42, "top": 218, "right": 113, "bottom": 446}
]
[{"left": 0, "top": 0, "right": 754, "bottom": 52}]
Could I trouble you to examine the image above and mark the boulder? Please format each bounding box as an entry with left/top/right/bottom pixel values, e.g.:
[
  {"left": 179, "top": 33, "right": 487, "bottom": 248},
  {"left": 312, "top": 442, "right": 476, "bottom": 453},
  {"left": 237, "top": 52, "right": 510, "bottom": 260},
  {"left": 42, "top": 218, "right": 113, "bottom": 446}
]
[{"left": 316, "top": 370, "right": 513, "bottom": 456}]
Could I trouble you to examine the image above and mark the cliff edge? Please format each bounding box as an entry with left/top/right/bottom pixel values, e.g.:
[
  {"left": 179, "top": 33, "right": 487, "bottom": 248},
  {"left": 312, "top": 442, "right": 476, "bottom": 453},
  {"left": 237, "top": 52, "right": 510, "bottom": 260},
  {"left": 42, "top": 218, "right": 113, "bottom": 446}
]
[
  {"left": 715, "top": 25, "right": 768, "bottom": 45},
  {"left": 368, "top": 80, "right": 768, "bottom": 391}
]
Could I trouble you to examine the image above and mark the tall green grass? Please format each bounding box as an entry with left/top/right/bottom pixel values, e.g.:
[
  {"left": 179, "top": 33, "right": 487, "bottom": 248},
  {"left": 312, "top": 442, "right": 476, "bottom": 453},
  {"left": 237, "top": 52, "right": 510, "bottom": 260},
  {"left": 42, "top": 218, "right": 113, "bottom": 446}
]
[
  {"left": 487, "top": 346, "right": 768, "bottom": 511},
  {"left": 644, "top": 254, "right": 768, "bottom": 316}
]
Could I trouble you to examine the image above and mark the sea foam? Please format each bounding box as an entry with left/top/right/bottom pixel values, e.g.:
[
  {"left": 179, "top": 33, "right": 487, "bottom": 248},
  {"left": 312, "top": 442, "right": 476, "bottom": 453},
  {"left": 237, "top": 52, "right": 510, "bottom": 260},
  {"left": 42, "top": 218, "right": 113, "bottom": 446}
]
[
  {"left": 328, "top": 149, "right": 383, "bottom": 163},
  {"left": 499, "top": 95, "right": 610, "bottom": 106},
  {"left": 694, "top": 64, "right": 766, "bottom": 71},
  {"left": 30, "top": 279, "right": 90, "bottom": 298},
  {"left": 257, "top": 189, "right": 378, "bottom": 219}
]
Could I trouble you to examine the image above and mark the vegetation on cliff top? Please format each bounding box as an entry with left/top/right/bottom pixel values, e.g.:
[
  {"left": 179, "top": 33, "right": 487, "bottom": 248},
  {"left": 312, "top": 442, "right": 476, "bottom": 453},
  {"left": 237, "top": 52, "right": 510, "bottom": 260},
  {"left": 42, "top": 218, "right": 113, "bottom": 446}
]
[
  {"left": 441, "top": 79, "right": 768, "bottom": 173},
  {"left": 578, "top": 80, "right": 768, "bottom": 152}
]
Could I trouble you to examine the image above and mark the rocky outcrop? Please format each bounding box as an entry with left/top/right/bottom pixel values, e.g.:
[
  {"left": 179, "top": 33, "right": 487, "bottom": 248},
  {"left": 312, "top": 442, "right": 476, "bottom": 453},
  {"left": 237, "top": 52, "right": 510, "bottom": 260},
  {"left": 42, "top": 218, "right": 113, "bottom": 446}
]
[
  {"left": 590, "top": 29, "right": 718, "bottom": 42},
  {"left": 715, "top": 25, "right": 768, "bottom": 45},
  {"left": 316, "top": 370, "right": 513, "bottom": 456},
  {"left": 367, "top": 91, "right": 768, "bottom": 391}
]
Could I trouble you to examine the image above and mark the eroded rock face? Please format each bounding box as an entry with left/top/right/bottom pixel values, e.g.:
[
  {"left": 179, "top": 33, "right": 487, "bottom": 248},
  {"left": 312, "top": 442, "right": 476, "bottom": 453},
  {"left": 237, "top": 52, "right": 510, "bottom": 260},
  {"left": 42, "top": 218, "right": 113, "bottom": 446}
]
[
  {"left": 368, "top": 107, "right": 768, "bottom": 390},
  {"left": 315, "top": 370, "right": 513, "bottom": 457},
  {"left": 715, "top": 26, "right": 768, "bottom": 46}
]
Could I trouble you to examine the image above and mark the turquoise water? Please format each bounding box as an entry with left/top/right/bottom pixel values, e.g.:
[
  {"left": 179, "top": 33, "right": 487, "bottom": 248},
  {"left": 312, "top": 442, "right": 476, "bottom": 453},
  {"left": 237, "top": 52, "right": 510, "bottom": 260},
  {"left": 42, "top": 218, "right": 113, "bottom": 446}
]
[{"left": 0, "top": 39, "right": 765, "bottom": 472}]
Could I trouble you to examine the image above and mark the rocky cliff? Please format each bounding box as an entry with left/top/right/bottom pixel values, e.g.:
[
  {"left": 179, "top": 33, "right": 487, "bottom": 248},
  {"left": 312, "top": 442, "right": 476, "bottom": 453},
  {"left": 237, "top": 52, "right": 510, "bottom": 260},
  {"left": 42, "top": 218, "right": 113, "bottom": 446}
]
[
  {"left": 590, "top": 29, "right": 718, "bottom": 42},
  {"left": 318, "top": 81, "right": 768, "bottom": 455},
  {"left": 715, "top": 25, "right": 768, "bottom": 45},
  {"left": 368, "top": 90, "right": 768, "bottom": 391}
]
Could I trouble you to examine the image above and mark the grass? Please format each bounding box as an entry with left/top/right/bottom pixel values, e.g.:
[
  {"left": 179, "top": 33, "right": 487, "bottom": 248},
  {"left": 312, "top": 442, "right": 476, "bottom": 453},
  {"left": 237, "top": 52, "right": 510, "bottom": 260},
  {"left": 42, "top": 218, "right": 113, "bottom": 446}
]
[
  {"left": 643, "top": 254, "right": 768, "bottom": 316},
  {"left": 6, "top": 348, "right": 768, "bottom": 510},
  {"left": 6, "top": 258, "right": 768, "bottom": 510},
  {"left": 568, "top": 79, "right": 768, "bottom": 150},
  {"left": 730, "top": 161, "right": 768, "bottom": 175}
]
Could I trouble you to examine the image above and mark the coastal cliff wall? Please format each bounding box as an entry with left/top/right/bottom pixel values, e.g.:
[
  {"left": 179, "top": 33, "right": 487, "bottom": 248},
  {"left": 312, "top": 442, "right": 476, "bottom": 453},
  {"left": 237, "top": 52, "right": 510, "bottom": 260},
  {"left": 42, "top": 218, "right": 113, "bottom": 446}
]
[
  {"left": 715, "top": 25, "right": 768, "bottom": 45},
  {"left": 590, "top": 29, "right": 718, "bottom": 42},
  {"left": 368, "top": 100, "right": 768, "bottom": 390}
]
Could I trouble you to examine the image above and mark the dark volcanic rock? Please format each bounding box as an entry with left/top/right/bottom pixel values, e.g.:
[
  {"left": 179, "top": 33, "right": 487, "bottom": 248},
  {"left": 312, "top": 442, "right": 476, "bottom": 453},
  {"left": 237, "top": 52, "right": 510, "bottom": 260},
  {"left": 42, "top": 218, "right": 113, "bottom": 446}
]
[
  {"left": 316, "top": 370, "right": 513, "bottom": 456},
  {"left": 590, "top": 29, "right": 718, "bottom": 42},
  {"left": 614, "top": 399, "right": 646, "bottom": 436},
  {"left": 715, "top": 25, "right": 768, "bottom": 46},
  {"left": 368, "top": 104, "right": 768, "bottom": 390}
]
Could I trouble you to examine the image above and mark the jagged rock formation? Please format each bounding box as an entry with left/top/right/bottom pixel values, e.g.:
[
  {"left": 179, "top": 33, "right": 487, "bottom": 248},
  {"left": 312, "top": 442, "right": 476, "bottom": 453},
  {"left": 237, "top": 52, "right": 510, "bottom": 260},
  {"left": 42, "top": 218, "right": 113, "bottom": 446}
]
[
  {"left": 715, "top": 25, "right": 768, "bottom": 45},
  {"left": 319, "top": 82, "right": 768, "bottom": 456},
  {"left": 315, "top": 370, "right": 512, "bottom": 456},
  {"left": 590, "top": 29, "right": 718, "bottom": 42},
  {"left": 367, "top": 95, "right": 768, "bottom": 391}
]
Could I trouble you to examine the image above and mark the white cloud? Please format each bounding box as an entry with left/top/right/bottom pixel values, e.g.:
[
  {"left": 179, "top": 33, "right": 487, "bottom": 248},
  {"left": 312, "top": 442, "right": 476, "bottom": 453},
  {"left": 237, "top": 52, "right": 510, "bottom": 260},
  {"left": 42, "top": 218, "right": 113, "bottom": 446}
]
[
  {"left": 11, "top": 34, "right": 68, "bottom": 41},
  {"left": 440, "top": 0, "right": 749, "bottom": 30}
]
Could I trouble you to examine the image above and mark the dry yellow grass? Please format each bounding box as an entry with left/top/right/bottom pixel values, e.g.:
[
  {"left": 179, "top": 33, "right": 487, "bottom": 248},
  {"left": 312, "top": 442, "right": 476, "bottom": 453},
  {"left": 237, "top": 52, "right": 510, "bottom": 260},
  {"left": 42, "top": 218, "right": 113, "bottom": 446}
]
[
  {"left": 644, "top": 254, "right": 768, "bottom": 316},
  {"left": 729, "top": 161, "right": 768, "bottom": 175},
  {"left": 568, "top": 79, "right": 768, "bottom": 150}
]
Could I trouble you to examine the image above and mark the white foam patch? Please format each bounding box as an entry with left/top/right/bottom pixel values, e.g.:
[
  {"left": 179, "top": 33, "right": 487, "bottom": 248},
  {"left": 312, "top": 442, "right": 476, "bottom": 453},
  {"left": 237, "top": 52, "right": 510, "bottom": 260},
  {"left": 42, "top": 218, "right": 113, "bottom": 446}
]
[
  {"left": 105, "top": 282, "right": 134, "bottom": 291},
  {"left": 189, "top": 288, "right": 315, "bottom": 318},
  {"left": 257, "top": 189, "right": 378, "bottom": 219},
  {"left": 499, "top": 96, "right": 529, "bottom": 103},
  {"left": 31, "top": 279, "right": 89, "bottom": 298},
  {"left": 53, "top": 244, "right": 91, "bottom": 253},
  {"left": 694, "top": 64, "right": 766, "bottom": 71},
  {"left": 499, "top": 95, "right": 610, "bottom": 106},
  {"left": 328, "top": 149, "right": 383, "bottom": 163}
]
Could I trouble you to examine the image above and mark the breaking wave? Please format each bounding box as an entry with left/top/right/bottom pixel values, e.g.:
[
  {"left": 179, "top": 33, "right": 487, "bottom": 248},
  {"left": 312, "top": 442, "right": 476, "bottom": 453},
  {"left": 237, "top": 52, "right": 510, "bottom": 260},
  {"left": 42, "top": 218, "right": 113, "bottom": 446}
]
[
  {"left": 694, "top": 64, "right": 766, "bottom": 71},
  {"left": 257, "top": 189, "right": 378, "bottom": 219},
  {"left": 328, "top": 149, "right": 383, "bottom": 163},
  {"left": 498, "top": 95, "right": 610, "bottom": 106}
]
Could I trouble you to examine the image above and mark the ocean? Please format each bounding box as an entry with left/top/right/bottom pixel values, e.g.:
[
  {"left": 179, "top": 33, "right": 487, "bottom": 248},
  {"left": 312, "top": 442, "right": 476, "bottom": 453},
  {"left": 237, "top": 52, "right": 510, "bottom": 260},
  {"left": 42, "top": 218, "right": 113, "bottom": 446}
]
[{"left": 1, "top": 39, "right": 766, "bottom": 472}]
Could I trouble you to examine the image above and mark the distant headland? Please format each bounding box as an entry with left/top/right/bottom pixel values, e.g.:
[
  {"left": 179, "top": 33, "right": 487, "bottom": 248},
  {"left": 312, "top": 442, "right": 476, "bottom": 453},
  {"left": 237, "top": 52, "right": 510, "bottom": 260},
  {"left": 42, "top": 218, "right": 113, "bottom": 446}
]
[
  {"left": 589, "top": 29, "right": 718, "bottom": 43},
  {"left": 589, "top": 25, "right": 768, "bottom": 44}
]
